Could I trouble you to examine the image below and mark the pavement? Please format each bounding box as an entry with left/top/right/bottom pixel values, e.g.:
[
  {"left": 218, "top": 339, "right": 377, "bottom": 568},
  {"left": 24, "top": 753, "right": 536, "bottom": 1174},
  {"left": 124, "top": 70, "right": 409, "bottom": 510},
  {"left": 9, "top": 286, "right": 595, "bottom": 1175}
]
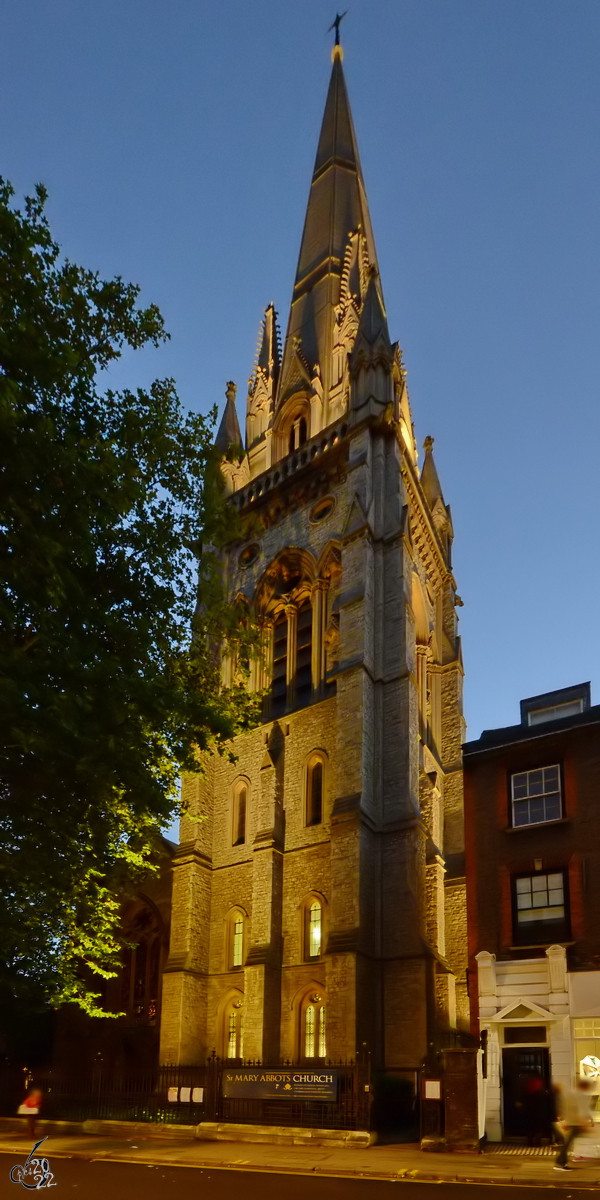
[{"left": 1, "top": 1121, "right": 600, "bottom": 1189}]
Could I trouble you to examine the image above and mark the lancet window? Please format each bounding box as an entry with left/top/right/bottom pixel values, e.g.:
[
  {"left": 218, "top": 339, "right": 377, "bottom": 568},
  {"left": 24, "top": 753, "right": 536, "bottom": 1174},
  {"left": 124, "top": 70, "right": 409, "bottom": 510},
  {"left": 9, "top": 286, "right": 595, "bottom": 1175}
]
[
  {"left": 302, "top": 896, "right": 323, "bottom": 961},
  {"left": 119, "top": 904, "right": 164, "bottom": 1024},
  {"left": 306, "top": 755, "right": 325, "bottom": 826},
  {"left": 271, "top": 612, "right": 288, "bottom": 717},
  {"left": 232, "top": 780, "right": 248, "bottom": 846},
  {"left": 226, "top": 908, "right": 246, "bottom": 969},
  {"left": 295, "top": 600, "right": 313, "bottom": 708}
]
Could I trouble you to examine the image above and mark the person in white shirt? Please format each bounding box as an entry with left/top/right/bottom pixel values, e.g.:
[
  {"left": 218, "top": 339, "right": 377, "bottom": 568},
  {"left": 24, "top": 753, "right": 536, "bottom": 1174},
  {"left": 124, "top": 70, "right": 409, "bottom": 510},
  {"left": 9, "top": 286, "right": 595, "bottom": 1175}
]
[{"left": 554, "top": 1078, "right": 594, "bottom": 1171}]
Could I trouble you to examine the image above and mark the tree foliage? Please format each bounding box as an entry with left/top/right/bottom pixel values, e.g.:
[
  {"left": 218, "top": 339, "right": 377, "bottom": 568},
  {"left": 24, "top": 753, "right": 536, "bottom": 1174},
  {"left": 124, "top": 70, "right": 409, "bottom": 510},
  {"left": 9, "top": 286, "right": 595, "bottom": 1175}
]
[{"left": 0, "top": 179, "right": 258, "bottom": 1013}]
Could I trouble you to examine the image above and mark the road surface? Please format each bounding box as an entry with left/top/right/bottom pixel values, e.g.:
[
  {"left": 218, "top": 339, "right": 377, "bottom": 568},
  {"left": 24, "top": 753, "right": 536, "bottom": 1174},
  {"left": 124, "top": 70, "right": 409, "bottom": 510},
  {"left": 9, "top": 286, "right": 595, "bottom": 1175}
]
[{"left": 1, "top": 1153, "right": 594, "bottom": 1198}]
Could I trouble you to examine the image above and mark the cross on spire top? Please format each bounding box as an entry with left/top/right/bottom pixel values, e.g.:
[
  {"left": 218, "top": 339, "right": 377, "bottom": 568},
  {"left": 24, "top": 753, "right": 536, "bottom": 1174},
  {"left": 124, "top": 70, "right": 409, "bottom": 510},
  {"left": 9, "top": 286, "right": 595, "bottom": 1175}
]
[{"left": 328, "top": 10, "right": 348, "bottom": 46}]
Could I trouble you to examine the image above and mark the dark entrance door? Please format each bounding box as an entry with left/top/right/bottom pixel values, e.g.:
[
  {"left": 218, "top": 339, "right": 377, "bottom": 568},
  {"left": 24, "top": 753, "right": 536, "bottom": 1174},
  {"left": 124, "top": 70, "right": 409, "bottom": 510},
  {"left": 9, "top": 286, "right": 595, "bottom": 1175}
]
[{"left": 502, "top": 1047, "right": 551, "bottom": 1139}]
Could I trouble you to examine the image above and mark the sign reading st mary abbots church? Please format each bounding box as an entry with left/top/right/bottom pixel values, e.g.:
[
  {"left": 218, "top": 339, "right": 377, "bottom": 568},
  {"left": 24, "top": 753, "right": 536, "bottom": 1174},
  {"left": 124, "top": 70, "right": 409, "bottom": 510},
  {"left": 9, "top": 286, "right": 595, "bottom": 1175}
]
[{"left": 223, "top": 1069, "right": 338, "bottom": 1101}]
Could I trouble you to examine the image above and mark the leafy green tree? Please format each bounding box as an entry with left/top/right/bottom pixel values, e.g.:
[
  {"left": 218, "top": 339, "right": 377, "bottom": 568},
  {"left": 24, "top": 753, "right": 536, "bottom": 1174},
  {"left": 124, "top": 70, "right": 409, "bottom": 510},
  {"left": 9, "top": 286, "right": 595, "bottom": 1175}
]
[{"left": 0, "top": 179, "right": 257, "bottom": 1015}]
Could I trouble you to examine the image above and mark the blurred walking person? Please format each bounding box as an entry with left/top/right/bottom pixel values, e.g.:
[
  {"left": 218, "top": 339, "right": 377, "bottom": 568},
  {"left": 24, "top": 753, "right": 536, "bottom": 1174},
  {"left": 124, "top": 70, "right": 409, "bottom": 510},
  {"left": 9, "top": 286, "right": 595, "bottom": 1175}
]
[
  {"left": 554, "top": 1078, "right": 594, "bottom": 1171},
  {"left": 17, "top": 1085, "right": 43, "bottom": 1139}
]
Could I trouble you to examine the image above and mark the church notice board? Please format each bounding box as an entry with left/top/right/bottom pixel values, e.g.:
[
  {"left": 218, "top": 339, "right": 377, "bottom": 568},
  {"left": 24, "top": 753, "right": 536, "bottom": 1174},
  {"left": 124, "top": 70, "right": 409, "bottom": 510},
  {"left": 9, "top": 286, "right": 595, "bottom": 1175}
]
[{"left": 223, "top": 1069, "right": 338, "bottom": 1101}]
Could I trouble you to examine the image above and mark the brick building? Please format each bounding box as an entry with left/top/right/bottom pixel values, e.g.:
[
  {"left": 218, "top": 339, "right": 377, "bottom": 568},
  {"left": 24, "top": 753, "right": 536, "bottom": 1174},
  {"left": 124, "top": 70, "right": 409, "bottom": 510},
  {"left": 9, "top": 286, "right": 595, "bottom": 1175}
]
[
  {"left": 159, "top": 42, "right": 468, "bottom": 1077},
  {"left": 464, "top": 683, "right": 600, "bottom": 1141}
]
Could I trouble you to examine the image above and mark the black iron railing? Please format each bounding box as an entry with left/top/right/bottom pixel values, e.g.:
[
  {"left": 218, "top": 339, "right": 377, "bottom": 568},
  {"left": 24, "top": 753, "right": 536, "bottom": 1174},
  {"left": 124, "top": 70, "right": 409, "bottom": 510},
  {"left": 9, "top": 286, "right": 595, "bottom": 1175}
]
[
  {"left": 0, "top": 1064, "right": 206, "bottom": 1125},
  {"left": 1, "top": 1050, "right": 371, "bottom": 1131}
]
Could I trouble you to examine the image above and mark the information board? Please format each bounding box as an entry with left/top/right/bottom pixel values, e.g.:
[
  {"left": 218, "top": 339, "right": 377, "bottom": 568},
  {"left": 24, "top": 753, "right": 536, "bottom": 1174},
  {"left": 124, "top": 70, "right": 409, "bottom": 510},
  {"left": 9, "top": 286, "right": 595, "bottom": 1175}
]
[{"left": 222, "top": 1069, "right": 338, "bottom": 1101}]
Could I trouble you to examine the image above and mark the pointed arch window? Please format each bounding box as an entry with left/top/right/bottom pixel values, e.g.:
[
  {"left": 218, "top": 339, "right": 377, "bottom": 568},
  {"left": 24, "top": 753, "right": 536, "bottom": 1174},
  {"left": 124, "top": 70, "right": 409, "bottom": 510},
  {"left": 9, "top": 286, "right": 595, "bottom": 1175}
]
[
  {"left": 306, "top": 756, "right": 324, "bottom": 826},
  {"left": 120, "top": 905, "right": 164, "bottom": 1023},
  {"left": 226, "top": 908, "right": 246, "bottom": 970},
  {"left": 224, "top": 997, "right": 244, "bottom": 1059},
  {"left": 232, "top": 780, "right": 248, "bottom": 846},
  {"left": 301, "top": 993, "right": 326, "bottom": 1060},
  {"left": 303, "top": 897, "right": 323, "bottom": 961},
  {"left": 232, "top": 916, "right": 243, "bottom": 967}
]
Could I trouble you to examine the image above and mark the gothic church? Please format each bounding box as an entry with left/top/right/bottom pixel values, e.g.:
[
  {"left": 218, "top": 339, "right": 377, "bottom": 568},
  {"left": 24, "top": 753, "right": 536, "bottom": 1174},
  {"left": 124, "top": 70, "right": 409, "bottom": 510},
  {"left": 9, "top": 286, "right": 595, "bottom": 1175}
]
[{"left": 159, "top": 42, "right": 468, "bottom": 1074}]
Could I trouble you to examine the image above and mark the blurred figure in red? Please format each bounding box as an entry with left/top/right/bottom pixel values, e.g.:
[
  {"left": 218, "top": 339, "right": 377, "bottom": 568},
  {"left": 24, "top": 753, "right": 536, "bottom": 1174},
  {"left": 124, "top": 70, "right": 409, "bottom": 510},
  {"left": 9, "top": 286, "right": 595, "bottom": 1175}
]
[
  {"left": 521, "top": 1073, "right": 546, "bottom": 1146},
  {"left": 17, "top": 1086, "right": 43, "bottom": 1138}
]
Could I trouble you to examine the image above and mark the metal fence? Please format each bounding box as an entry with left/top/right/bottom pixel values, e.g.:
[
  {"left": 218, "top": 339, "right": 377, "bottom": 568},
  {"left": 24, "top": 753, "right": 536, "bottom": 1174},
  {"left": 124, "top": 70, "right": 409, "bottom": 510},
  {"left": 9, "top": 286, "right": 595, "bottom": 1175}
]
[
  {"left": 0, "top": 1064, "right": 206, "bottom": 1125},
  {"left": 1, "top": 1052, "right": 371, "bottom": 1132}
]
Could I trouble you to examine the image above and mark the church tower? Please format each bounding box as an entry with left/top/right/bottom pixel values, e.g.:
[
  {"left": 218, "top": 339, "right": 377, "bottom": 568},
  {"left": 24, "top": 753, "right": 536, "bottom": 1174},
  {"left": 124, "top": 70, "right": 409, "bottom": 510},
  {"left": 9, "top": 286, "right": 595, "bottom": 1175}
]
[{"left": 160, "top": 42, "right": 467, "bottom": 1074}]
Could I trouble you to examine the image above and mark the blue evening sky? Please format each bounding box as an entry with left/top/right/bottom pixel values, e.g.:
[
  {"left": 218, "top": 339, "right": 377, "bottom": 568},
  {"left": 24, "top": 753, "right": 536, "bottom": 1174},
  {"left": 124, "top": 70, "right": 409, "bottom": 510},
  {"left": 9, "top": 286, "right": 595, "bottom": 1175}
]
[{"left": 2, "top": 0, "right": 599, "bottom": 740}]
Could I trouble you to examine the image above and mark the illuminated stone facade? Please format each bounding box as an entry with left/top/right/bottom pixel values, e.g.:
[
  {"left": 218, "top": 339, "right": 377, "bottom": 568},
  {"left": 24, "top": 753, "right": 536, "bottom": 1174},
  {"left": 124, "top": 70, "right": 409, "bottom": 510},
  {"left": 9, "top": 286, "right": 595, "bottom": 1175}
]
[{"left": 159, "top": 47, "right": 468, "bottom": 1073}]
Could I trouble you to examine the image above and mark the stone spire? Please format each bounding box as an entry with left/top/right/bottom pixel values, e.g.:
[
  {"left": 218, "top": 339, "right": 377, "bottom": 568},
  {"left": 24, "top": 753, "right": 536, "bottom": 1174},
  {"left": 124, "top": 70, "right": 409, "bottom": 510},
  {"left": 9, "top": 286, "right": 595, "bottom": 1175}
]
[
  {"left": 215, "top": 381, "right": 243, "bottom": 455},
  {"left": 277, "top": 44, "right": 379, "bottom": 413}
]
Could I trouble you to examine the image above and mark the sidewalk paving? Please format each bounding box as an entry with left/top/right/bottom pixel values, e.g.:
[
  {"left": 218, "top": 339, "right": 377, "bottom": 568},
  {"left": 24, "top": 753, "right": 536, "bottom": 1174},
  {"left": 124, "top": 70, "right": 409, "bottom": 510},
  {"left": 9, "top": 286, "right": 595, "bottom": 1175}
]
[{"left": 1, "top": 1123, "right": 600, "bottom": 1188}]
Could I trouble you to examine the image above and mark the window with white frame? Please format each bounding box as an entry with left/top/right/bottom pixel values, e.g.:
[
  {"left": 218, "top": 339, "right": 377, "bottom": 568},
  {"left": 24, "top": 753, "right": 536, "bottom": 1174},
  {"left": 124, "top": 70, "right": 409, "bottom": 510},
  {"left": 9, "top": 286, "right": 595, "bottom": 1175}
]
[
  {"left": 513, "top": 871, "right": 567, "bottom": 944},
  {"left": 511, "top": 765, "right": 562, "bottom": 827},
  {"left": 527, "top": 699, "right": 583, "bottom": 726}
]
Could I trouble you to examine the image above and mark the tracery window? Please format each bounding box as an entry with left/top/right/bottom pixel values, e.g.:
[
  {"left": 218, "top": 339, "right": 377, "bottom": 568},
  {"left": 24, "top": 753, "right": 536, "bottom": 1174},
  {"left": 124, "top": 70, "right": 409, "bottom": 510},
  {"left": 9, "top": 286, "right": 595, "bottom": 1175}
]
[
  {"left": 257, "top": 547, "right": 341, "bottom": 717},
  {"left": 301, "top": 994, "right": 326, "bottom": 1059}
]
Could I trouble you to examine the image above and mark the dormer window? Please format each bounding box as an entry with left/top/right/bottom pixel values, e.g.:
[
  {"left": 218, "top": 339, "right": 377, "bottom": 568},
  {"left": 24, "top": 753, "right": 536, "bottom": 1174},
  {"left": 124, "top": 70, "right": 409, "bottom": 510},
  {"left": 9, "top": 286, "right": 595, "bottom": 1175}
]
[
  {"left": 520, "top": 683, "right": 590, "bottom": 727},
  {"left": 527, "top": 700, "right": 583, "bottom": 726}
]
